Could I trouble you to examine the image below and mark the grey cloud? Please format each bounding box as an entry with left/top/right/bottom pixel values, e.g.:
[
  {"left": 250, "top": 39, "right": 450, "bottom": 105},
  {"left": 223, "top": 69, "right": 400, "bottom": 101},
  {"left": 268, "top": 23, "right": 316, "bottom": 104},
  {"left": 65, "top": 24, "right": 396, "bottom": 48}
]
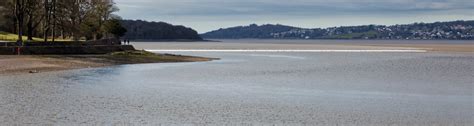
[
  {"left": 117, "top": 0, "right": 474, "bottom": 15},
  {"left": 114, "top": 0, "right": 474, "bottom": 32}
]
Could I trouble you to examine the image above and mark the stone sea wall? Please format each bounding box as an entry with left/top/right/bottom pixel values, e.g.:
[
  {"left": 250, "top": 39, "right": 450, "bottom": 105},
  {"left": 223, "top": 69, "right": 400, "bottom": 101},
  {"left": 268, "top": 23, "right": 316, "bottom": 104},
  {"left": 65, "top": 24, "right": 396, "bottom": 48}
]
[{"left": 0, "top": 39, "right": 135, "bottom": 55}]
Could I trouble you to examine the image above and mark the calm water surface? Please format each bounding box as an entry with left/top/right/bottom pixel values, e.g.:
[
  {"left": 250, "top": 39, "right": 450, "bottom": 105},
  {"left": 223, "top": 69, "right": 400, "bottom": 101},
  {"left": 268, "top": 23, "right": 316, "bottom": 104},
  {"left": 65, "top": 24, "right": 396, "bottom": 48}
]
[{"left": 0, "top": 46, "right": 473, "bottom": 125}]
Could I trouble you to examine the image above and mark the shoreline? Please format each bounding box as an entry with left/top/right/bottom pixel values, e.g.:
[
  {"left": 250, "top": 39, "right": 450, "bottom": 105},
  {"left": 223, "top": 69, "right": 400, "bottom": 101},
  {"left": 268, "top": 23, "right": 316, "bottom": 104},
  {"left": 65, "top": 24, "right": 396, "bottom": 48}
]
[
  {"left": 130, "top": 39, "right": 219, "bottom": 42},
  {"left": 146, "top": 49, "right": 427, "bottom": 53},
  {"left": 132, "top": 42, "right": 473, "bottom": 53},
  {"left": 0, "top": 52, "right": 216, "bottom": 76},
  {"left": 1, "top": 43, "right": 471, "bottom": 76},
  {"left": 359, "top": 44, "right": 474, "bottom": 53}
]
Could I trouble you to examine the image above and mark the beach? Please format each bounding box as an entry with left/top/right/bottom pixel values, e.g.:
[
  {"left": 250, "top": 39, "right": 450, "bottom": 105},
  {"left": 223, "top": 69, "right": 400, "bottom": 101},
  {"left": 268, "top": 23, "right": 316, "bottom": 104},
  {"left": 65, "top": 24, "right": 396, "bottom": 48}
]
[
  {"left": 0, "top": 55, "right": 108, "bottom": 75},
  {"left": 2, "top": 39, "right": 473, "bottom": 76},
  {"left": 1, "top": 41, "right": 472, "bottom": 75},
  {"left": 0, "top": 53, "right": 214, "bottom": 75},
  {"left": 131, "top": 41, "right": 474, "bottom": 52},
  {"left": 0, "top": 43, "right": 432, "bottom": 75}
]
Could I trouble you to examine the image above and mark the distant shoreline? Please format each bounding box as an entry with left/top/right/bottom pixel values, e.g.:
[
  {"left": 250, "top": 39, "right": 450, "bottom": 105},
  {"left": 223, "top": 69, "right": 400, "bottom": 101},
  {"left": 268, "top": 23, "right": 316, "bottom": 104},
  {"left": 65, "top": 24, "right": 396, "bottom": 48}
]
[
  {"left": 203, "top": 38, "right": 474, "bottom": 42},
  {"left": 360, "top": 44, "right": 474, "bottom": 53},
  {"left": 203, "top": 39, "right": 474, "bottom": 45},
  {"left": 129, "top": 39, "right": 220, "bottom": 42},
  {"left": 132, "top": 41, "right": 474, "bottom": 53},
  {"left": 199, "top": 38, "right": 474, "bottom": 41}
]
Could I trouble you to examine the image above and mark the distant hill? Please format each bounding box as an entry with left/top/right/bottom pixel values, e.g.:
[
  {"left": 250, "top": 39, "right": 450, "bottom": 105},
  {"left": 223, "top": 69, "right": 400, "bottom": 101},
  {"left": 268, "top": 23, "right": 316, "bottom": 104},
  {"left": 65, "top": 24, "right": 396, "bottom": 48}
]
[
  {"left": 201, "top": 24, "right": 298, "bottom": 39},
  {"left": 201, "top": 21, "right": 474, "bottom": 40},
  {"left": 120, "top": 20, "right": 202, "bottom": 41}
]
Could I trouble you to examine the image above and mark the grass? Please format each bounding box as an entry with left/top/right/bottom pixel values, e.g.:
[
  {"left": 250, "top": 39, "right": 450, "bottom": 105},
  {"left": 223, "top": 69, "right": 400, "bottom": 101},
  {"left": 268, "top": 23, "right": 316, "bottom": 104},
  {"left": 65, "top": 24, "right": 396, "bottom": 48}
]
[
  {"left": 106, "top": 50, "right": 214, "bottom": 63},
  {"left": 0, "top": 31, "right": 72, "bottom": 42},
  {"left": 41, "top": 50, "right": 215, "bottom": 65},
  {"left": 0, "top": 31, "right": 43, "bottom": 41},
  {"left": 109, "top": 50, "right": 157, "bottom": 56}
]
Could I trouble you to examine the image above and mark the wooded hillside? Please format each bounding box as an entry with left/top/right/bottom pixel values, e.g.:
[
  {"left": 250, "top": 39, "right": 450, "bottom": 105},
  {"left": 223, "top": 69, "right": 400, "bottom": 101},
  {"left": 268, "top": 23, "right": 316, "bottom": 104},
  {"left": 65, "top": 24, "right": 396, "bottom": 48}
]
[{"left": 120, "top": 20, "right": 202, "bottom": 40}]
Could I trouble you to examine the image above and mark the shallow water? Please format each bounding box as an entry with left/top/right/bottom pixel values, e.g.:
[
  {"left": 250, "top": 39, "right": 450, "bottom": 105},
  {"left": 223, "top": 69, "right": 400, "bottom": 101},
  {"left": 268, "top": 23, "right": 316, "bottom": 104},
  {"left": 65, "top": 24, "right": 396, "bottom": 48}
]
[
  {"left": 212, "top": 39, "right": 474, "bottom": 44},
  {"left": 0, "top": 52, "right": 473, "bottom": 125}
]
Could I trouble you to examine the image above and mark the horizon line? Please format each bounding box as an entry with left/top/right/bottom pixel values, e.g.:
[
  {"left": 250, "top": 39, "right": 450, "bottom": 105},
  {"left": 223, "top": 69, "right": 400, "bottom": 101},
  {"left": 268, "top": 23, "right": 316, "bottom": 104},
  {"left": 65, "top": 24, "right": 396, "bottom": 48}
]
[{"left": 146, "top": 49, "right": 428, "bottom": 53}]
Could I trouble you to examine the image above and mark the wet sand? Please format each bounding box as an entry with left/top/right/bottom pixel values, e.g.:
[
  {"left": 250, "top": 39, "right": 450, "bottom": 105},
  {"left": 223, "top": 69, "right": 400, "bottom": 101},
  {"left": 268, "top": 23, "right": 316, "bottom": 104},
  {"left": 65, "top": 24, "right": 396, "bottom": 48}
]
[
  {"left": 5, "top": 41, "right": 468, "bottom": 75},
  {"left": 0, "top": 54, "right": 213, "bottom": 75},
  {"left": 131, "top": 42, "right": 473, "bottom": 52},
  {"left": 132, "top": 42, "right": 422, "bottom": 50},
  {"left": 0, "top": 55, "right": 109, "bottom": 75},
  {"left": 363, "top": 44, "right": 474, "bottom": 52}
]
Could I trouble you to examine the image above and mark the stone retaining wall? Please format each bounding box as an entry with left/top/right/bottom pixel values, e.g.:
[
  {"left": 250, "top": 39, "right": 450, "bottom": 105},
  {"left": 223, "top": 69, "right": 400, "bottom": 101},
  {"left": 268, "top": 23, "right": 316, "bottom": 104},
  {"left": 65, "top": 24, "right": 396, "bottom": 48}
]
[
  {"left": 0, "top": 45, "right": 135, "bottom": 55},
  {"left": 0, "top": 38, "right": 122, "bottom": 46}
]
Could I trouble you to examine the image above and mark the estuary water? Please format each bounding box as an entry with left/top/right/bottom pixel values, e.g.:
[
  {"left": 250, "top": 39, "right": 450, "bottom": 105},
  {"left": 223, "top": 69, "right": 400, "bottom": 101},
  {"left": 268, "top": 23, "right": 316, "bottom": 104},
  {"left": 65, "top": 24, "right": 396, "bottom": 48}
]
[
  {"left": 211, "top": 39, "right": 474, "bottom": 44},
  {"left": 0, "top": 41, "right": 473, "bottom": 125}
]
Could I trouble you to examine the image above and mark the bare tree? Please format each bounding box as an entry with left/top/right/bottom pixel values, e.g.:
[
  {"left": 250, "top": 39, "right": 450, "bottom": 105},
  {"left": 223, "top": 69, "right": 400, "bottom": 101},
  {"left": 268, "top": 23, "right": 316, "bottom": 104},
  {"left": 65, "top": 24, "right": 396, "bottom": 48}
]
[
  {"left": 42, "top": 0, "right": 57, "bottom": 42},
  {"left": 93, "top": 0, "right": 118, "bottom": 39},
  {"left": 0, "top": 1, "right": 6, "bottom": 28},
  {"left": 2, "top": 0, "right": 119, "bottom": 42},
  {"left": 24, "top": 0, "right": 44, "bottom": 41},
  {"left": 13, "top": 0, "right": 26, "bottom": 42}
]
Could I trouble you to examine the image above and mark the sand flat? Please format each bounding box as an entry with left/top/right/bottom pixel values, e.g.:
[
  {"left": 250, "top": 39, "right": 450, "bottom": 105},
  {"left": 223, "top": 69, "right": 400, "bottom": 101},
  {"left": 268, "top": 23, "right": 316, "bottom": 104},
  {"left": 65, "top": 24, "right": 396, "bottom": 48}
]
[
  {"left": 0, "top": 56, "right": 108, "bottom": 75},
  {"left": 0, "top": 54, "right": 213, "bottom": 75},
  {"left": 131, "top": 41, "right": 473, "bottom": 53},
  {"left": 132, "top": 42, "right": 421, "bottom": 50},
  {"left": 362, "top": 44, "right": 474, "bottom": 52}
]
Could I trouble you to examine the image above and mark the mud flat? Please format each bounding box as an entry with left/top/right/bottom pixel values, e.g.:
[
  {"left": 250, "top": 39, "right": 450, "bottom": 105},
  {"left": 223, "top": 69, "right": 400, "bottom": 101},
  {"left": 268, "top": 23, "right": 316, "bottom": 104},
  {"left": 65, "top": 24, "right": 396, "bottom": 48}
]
[
  {"left": 131, "top": 41, "right": 473, "bottom": 53},
  {"left": 0, "top": 51, "right": 215, "bottom": 75}
]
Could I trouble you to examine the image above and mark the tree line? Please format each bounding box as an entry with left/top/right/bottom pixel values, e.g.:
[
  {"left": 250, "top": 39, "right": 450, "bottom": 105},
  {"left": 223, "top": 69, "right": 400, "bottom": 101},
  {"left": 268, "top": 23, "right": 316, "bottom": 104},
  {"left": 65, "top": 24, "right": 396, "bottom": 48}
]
[
  {"left": 120, "top": 20, "right": 202, "bottom": 40},
  {"left": 0, "top": 0, "right": 126, "bottom": 42}
]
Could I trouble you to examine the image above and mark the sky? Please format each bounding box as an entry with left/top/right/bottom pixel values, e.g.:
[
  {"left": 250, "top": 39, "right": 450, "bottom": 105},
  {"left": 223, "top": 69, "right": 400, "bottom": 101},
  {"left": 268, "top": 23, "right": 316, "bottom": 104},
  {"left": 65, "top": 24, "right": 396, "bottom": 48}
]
[{"left": 114, "top": 0, "right": 474, "bottom": 33}]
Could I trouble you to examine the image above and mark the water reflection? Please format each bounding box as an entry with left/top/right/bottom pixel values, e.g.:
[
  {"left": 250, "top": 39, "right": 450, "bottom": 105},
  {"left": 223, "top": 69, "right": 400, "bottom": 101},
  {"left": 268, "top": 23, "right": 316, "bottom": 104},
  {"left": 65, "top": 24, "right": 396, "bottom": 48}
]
[{"left": 11, "top": 51, "right": 470, "bottom": 125}]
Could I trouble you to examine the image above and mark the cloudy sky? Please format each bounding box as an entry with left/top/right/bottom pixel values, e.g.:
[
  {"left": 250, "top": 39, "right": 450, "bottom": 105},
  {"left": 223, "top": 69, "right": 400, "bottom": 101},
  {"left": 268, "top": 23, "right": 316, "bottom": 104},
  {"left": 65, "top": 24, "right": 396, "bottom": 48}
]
[{"left": 114, "top": 0, "right": 474, "bottom": 33}]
